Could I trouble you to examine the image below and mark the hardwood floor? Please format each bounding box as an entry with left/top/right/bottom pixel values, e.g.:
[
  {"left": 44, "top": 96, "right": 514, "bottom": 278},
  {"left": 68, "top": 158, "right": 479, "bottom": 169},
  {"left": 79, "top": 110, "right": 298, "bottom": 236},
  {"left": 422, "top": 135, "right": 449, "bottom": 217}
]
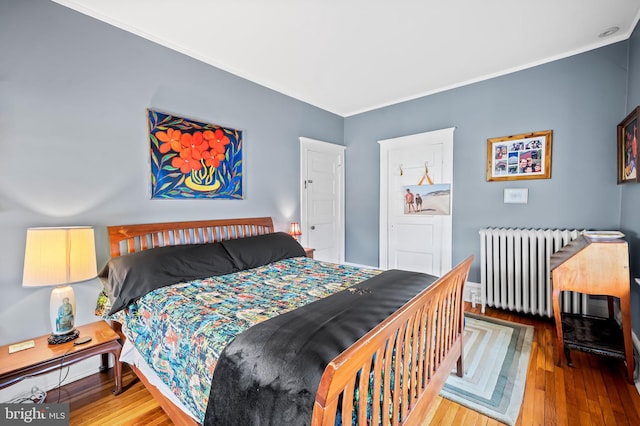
[
  {"left": 425, "top": 305, "right": 640, "bottom": 425},
  {"left": 45, "top": 365, "right": 172, "bottom": 426},
  {"left": 50, "top": 304, "right": 640, "bottom": 425}
]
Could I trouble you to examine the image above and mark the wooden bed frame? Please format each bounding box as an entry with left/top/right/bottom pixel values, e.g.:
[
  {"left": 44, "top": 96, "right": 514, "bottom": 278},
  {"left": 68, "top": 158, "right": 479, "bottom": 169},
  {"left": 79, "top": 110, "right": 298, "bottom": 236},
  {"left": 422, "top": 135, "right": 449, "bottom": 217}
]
[{"left": 106, "top": 217, "right": 472, "bottom": 425}]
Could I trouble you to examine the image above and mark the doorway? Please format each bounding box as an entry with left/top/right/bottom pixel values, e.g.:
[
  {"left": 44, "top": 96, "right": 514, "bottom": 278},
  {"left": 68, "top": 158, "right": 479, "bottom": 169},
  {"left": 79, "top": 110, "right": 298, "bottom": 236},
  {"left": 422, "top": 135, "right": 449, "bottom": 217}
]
[{"left": 300, "top": 137, "right": 345, "bottom": 263}]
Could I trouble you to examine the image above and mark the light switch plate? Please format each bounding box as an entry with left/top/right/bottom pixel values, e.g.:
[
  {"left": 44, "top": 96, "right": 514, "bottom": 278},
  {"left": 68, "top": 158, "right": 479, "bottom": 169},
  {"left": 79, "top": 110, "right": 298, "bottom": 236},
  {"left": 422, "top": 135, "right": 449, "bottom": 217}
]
[{"left": 504, "top": 188, "right": 528, "bottom": 204}]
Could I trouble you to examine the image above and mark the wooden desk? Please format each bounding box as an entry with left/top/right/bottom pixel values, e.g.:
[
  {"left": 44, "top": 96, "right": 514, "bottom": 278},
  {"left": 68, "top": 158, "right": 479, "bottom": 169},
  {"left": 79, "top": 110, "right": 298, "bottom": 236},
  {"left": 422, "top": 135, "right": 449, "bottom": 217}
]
[
  {"left": 0, "top": 321, "right": 123, "bottom": 394},
  {"left": 550, "top": 234, "right": 634, "bottom": 383}
]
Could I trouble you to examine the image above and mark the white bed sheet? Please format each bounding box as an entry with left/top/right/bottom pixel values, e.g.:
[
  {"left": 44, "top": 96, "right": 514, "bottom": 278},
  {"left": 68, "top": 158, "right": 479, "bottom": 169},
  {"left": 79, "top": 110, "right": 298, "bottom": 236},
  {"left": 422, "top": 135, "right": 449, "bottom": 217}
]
[{"left": 120, "top": 339, "right": 198, "bottom": 422}]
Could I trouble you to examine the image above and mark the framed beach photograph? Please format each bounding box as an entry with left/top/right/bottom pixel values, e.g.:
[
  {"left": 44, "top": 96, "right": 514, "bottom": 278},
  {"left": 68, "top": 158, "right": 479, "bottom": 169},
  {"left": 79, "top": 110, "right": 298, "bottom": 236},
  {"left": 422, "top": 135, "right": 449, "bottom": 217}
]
[
  {"left": 486, "top": 130, "right": 552, "bottom": 182},
  {"left": 617, "top": 106, "right": 639, "bottom": 183}
]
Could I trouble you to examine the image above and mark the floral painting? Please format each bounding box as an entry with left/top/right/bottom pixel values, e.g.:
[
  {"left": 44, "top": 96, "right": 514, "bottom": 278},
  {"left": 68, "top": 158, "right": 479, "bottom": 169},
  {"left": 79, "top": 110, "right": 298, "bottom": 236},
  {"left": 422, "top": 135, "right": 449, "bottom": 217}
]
[{"left": 148, "top": 109, "right": 243, "bottom": 199}]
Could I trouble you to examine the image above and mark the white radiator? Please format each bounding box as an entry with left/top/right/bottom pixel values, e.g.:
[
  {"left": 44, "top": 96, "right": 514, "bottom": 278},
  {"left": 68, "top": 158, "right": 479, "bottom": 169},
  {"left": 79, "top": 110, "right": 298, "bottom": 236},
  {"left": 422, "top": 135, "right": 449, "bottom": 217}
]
[{"left": 479, "top": 228, "right": 588, "bottom": 318}]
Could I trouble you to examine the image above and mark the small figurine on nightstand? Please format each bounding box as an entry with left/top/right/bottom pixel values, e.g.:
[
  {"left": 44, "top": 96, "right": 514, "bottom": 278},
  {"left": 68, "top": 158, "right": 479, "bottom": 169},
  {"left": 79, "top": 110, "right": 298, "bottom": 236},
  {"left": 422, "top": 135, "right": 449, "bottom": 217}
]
[{"left": 56, "top": 297, "right": 74, "bottom": 334}]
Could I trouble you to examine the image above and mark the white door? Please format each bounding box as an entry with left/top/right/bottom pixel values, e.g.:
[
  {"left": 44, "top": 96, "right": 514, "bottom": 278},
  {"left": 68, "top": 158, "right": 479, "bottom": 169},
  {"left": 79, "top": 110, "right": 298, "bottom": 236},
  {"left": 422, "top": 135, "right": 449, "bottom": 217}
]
[
  {"left": 300, "top": 137, "right": 345, "bottom": 263},
  {"left": 379, "top": 128, "right": 454, "bottom": 275}
]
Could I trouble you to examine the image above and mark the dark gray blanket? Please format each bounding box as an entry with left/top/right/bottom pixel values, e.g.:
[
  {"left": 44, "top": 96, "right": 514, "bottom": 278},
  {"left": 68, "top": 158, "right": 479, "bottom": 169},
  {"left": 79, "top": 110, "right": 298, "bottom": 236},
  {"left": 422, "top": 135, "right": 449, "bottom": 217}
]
[{"left": 204, "top": 269, "right": 437, "bottom": 426}]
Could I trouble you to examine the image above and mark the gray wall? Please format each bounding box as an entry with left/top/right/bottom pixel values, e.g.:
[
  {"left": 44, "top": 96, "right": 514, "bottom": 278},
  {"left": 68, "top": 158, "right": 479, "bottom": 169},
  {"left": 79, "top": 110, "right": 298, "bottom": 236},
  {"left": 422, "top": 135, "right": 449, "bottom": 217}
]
[
  {"left": 345, "top": 43, "right": 628, "bottom": 278},
  {"left": 622, "top": 25, "right": 640, "bottom": 332},
  {"left": 0, "top": 1, "right": 343, "bottom": 345}
]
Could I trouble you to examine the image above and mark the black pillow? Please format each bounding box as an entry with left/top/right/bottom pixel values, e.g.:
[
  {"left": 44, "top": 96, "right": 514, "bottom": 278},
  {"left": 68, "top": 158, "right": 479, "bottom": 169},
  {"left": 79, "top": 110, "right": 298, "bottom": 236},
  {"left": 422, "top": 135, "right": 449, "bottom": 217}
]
[
  {"left": 221, "top": 232, "right": 307, "bottom": 270},
  {"left": 99, "top": 242, "right": 238, "bottom": 315}
]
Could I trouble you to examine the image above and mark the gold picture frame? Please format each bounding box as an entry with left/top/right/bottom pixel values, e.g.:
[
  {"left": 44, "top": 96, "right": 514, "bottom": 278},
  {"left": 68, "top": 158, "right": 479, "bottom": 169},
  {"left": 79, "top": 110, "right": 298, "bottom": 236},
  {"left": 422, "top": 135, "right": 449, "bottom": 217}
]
[
  {"left": 617, "top": 106, "right": 639, "bottom": 183},
  {"left": 486, "top": 130, "right": 552, "bottom": 182}
]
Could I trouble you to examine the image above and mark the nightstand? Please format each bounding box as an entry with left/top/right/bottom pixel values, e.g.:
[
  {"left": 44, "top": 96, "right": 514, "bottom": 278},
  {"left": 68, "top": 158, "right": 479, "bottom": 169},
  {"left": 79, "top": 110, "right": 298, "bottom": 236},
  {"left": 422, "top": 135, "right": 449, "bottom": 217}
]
[
  {"left": 0, "top": 320, "right": 122, "bottom": 395},
  {"left": 304, "top": 248, "right": 315, "bottom": 259}
]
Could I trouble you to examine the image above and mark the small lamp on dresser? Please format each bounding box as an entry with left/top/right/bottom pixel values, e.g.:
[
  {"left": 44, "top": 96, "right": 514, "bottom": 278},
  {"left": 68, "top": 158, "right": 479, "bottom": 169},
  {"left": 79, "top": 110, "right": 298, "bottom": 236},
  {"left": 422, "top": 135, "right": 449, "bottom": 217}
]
[
  {"left": 289, "top": 222, "right": 302, "bottom": 241},
  {"left": 22, "top": 226, "right": 97, "bottom": 344}
]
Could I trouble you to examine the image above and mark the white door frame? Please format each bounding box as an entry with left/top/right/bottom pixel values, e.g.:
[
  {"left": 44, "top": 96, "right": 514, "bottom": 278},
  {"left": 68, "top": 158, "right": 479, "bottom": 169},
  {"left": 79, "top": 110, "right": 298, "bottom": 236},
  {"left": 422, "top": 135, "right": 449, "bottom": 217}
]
[
  {"left": 379, "top": 127, "right": 455, "bottom": 271},
  {"left": 300, "top": 137, "right": 345, "bottom": 263}
]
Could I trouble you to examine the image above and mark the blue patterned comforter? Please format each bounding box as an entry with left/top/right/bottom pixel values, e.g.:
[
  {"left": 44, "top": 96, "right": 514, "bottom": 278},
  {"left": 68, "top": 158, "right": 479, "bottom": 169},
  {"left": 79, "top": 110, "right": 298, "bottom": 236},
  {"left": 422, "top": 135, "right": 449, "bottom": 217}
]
[{"left": 99, "top": 257, "right": 380, "bottom": 422}]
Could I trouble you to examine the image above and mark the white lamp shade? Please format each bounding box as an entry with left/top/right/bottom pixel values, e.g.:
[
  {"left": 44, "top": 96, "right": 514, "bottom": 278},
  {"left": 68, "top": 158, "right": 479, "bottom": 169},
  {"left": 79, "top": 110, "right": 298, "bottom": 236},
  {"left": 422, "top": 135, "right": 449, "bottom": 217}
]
[{"left": 22, "top": 227, "right": 97, "bottom": 287}]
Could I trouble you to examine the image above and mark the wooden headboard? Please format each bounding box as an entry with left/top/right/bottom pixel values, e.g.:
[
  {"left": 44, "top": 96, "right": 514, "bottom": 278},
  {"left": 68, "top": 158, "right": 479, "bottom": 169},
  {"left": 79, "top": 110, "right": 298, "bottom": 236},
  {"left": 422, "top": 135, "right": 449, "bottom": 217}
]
[{"left": 107, "top": 217, "right": 274, "bottom": 257}]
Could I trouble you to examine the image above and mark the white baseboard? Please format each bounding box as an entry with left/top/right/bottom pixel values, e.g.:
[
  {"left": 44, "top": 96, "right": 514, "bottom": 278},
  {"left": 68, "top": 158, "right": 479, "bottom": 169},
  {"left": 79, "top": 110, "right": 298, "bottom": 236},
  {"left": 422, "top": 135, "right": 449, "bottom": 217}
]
[
  {"left": 341, "top": 261, "right": 379, "bottom": 269},
  {"left": 463, "top": 281, "right": 481, "bottom": 306},
  {"left": 0, "top": 355, "right": 108, "bottom": 403}
]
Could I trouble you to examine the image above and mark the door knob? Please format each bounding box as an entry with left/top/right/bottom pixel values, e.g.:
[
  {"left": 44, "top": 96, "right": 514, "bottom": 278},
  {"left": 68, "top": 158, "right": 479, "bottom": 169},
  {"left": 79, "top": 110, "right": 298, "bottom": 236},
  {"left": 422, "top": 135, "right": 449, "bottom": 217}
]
[{"left": 310, "top": 226, "right": 316, "bottom": 230}]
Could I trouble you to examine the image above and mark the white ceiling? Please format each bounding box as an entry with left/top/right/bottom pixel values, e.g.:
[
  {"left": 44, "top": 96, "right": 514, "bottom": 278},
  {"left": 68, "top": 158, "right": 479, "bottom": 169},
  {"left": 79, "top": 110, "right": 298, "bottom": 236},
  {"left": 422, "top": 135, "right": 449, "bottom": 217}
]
[{"left": 52, "top": 0, "right": 640, "bottom": 117}]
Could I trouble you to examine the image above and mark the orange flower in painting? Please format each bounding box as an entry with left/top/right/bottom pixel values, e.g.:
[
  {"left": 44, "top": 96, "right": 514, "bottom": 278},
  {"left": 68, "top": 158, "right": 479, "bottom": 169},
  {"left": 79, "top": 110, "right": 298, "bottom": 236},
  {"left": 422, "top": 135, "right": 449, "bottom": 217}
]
[
  {"left": 202, "top": 151, "right": 226, "bottom": 168},
  {"left": 177, "top": 133, "right": 200, "bottom": 160},
  {"left": 201, "top": 151, "right": 215, "bottom": 168},
  {"left": 199, "top": 129, "right": 230, "bottom": 168},
  {"left": 181, "top": 132, "right": 209, "bottom": 160},
  {"left": 156, "top": 128, "right": 183, "bottom": 154},
  {"left": 171, "top": 148, "right": 203, "bottom": 173},
  {"left": 204, "top": 129, "right": 231, "bottom": 155}
]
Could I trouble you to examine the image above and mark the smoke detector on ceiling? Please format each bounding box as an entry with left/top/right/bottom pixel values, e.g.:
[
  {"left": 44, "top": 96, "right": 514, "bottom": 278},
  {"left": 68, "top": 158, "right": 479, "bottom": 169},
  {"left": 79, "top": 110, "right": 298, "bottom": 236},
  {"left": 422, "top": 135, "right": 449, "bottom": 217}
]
[{"left": 598, "top": 27, "right": 619, "bottom": 38}]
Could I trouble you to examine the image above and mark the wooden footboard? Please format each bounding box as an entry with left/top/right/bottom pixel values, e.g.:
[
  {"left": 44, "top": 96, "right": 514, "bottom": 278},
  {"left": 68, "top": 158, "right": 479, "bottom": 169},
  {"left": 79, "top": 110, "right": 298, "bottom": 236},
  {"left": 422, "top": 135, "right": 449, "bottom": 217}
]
[{"left": 312, "top": 256, "right": 473, "bottom": 426}]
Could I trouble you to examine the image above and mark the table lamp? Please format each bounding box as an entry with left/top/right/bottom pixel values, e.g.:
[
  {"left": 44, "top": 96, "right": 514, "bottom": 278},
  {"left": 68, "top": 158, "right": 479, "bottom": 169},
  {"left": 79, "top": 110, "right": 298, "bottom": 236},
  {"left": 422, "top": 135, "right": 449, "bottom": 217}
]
[
  {"left": 22, "top": 227, "right": 97, "bottom": 344},
  {"left": 289, "top": 222, "right": 302, "bottom": 241}
]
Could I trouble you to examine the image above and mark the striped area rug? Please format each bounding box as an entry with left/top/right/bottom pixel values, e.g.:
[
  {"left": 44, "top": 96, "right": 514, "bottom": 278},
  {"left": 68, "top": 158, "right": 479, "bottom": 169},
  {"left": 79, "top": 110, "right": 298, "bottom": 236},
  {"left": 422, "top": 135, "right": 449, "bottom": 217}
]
[{"left": 440, "top": 313, "right": 534, "bottom": 425}]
